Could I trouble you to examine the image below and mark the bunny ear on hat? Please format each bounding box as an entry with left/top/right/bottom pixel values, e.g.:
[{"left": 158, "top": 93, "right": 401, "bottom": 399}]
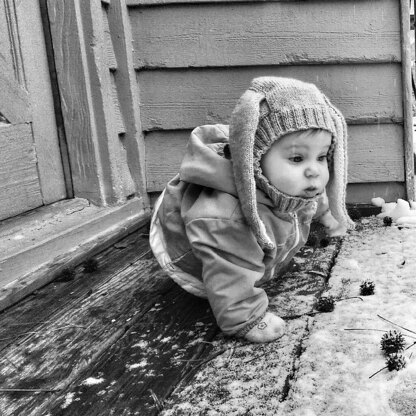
[
  {"left": 323, "top": 97, "right": 355, "bottom": 231},
  {"left": 229, "top": 89, "right": 275, "bottom": 250}
]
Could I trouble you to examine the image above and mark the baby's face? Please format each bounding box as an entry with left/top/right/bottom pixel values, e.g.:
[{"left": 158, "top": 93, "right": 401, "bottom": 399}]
[{"left": 260, "top": 129, "right": 332, "bottom": 199}]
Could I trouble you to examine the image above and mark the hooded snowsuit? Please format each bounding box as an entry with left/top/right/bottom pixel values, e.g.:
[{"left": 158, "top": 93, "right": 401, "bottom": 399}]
[{"left": 150, "top": 77, "right": 353, "bottom": 337}]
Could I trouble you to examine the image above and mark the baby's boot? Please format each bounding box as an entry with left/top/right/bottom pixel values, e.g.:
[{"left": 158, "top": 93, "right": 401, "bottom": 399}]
[{"left": 244, "top": 312, "right": 286, "bottom": 343}]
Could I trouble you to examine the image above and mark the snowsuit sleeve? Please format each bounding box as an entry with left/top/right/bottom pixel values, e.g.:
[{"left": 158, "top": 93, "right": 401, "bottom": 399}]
[{"left": 185, "top": 217, "right": 268, "bottom": 336}]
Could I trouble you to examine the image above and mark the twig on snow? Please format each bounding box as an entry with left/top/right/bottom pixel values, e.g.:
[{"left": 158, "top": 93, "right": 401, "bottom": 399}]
[
  {"left": 369, "top": 366, "right": 388, "bottom": 379},
  {"left": 338, "top": 296, "right": 364, "bottom": 302},
  {"left": 377, "top": 315, "right": 416, "bottom": 335},
  {"left": 344, "top": 328, "right": 416, "bottom": 340}
]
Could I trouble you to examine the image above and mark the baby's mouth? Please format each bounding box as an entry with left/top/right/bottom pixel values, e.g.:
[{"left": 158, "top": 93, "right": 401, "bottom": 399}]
[{"left": 303, "top": 187, "right": 321, "bottom": 198}]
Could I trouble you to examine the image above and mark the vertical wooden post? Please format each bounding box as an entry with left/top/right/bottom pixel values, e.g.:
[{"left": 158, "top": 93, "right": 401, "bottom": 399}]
[
  {"left": 105, "top": 0, "right": 148, "bottom": 205},
  {"left": 45, "top": 0, "right": 148, "bottom": 208},
  {"left": 46, "top": 0, "right": 106, "bottom": 205},
  {"left": 401, "top": 0, "right": 415, "bottom": 200}
]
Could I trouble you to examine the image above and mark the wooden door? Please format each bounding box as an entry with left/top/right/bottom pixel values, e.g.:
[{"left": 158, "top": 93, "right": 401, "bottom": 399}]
[{"left": 0, "top": 0, "right": 67, "bottom": 221}]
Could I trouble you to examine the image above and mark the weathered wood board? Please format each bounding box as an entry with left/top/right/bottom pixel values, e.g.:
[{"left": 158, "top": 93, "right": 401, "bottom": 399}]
[
  {"left": 0, "top": 124, "right": 43, "bottom": 221},
  {"left": 145, "top": 124, "right": 405, "bottom": 192},
  {"left": 130, "top": 0, "right": 401, "bottom": 68},
  {"left": 347, "top": 182, "right": 406, "bottom": 204},
  {"left": 137, "top": 64, "right": 403, "bottom": 131},
  {"left": 0, "top": 232, "right": 168, "bottom": 415},
  {"left": 16, "top": 0, "right": 67, "bottom": 204},
  {"left": 46, "top": 0, "right": 102, "bottom": 204}
]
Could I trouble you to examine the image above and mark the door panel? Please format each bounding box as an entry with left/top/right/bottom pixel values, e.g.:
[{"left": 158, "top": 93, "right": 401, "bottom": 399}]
[{"left": 0, "top": 0, "right": 67, "bottom": 220}]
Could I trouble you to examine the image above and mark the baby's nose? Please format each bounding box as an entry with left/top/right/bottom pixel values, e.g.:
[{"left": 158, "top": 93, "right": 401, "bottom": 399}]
[{"left": 305, "top": 165, "right": 319, "bottom": 177}]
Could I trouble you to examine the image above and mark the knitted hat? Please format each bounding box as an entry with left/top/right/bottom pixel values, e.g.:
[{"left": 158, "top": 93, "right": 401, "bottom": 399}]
[{"left": 229, "top": 77, "right": 354, "bottom": 250}]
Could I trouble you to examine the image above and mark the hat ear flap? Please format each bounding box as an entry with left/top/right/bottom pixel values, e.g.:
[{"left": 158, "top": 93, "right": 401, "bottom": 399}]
[
  {"left": 323, "top": 97, "right": 355, "bottom": 231},
  {"left": 229, "top": 89, "right": 275, "bottom": 250}
]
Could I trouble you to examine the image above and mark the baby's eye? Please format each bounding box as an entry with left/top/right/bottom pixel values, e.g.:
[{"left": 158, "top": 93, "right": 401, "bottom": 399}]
[
  {"left": 318, "top": 154, "right": 328, "bottom": 162},
  {"left": 289, "top": 156, "right": 303, "bottom": 163}
]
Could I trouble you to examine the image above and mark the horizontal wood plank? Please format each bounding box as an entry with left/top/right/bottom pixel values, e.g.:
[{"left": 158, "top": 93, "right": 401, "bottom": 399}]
[
  {"left": 348, "top": 124, "right": 404, "bottom": 183},
  {"left": 145, "top": 124, "right": 405, "bottom": 192},
  {"left": 145, "top": 130, "right": 188, "bottom": 191},
  {"left": 130, "top": 0, "right": 400, "bottom": 68},
  {"left": 0, "top": 124, "right": 42, "bottom": 220},
  {"left": 137, "top": 64, "right": 403, "bottom": 131},
  {"left": 347, "top": 182, "right": 406, "bottom": 204},
  {"left": 128, "top": 0, "right": 315, "bottom": 4}
]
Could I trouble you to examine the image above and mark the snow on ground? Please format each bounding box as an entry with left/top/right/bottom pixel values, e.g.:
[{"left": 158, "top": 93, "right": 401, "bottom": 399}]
[
  {"left": 280, "top": 217, "right": 416, "bottom": 416},
  {"left": 161, "top": 217, "right": 416, "bottom": 415}
]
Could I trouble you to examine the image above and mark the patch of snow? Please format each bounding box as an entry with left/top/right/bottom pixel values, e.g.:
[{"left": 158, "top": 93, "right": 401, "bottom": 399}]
[
  {"left": 61, "top": 392, "right": 75, "bottom": 409},
  {"left": 131, "top": 340, "right": 149, "bottom": 349},
  {"left": 83, "top": 377, "right": 105, "bottom": 386},
  {"left": 127, "top": 359, "right": 148, "bottom": 370},
  {"left": 160, "top": 218, "right": 416, "bottom": 415}
]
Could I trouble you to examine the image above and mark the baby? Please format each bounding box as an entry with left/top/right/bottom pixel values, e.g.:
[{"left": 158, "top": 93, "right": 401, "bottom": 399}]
[{"left": 150, "top": 77, "right": 354, "bottom": 343}]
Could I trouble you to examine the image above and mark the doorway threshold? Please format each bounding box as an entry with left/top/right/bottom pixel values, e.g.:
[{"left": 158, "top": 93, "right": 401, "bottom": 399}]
[{"left": 0, "top": 197, "right": 150, "bottom": 312}]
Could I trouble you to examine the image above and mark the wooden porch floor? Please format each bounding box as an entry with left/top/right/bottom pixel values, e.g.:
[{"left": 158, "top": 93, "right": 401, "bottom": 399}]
[{"left": 0, "top": 222, "right": 342, "bottom": 415}]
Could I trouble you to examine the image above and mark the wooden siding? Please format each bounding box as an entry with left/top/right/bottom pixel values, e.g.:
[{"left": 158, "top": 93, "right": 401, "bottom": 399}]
[
  {"left": 138, "top": 64, "right": 403, "bottom": 131},
  {"left": 46, "top": 0, "right": 148, "bottom": 206},
  {"left": 131, "top": 0, "right": 401, "bottom": 69},
  {"left": 130, "top": 0, "right": 412, "bottom": 203},
  {"left": 145, "top": 124, "right": 405, "bottom": 192}
]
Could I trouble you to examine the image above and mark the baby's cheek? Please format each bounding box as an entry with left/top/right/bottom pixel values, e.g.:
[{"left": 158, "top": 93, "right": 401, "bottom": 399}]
[{"left": 322, "top": 166, "right": 330, "bottom": 184}]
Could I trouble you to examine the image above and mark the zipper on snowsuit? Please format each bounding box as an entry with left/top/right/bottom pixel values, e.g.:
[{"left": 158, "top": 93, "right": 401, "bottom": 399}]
[{"left": 279, "top": 212, "right": 300, "bottom": 264}]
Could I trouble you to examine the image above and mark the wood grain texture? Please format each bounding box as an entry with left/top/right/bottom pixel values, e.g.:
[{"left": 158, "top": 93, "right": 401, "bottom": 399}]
[
  {"left": 0, "top": 234, "right": 169, "bottom": 416},
  {"left": 46, "top": 0, "right": 103, "bottom": 204},
  {"left": 347, "top": 182, "right": 406, "bottom": 204},
  {"left": 0, "top": 69, "right": 30, "bottom": 125},
  {"left": 137, "top": 64, "right": 403, "bottom": 131},
  {"left": 16, "top": 0, "right": 67, "bottom": 204},
  {"left": 107, "top": 2, "right": 147, "bottom": 199},
  {"left": 0, "top": 125, "right": 42, "bottom": 221},
  {"left": 0, "top": 231, "right": 150, "bottom": 351},
  {"left": 399, "top": 0, "right": 415, "bottom": 199},
  {"left": 145, "top": 124, "right": 405, "bottom": 192},
  {"left": 347, "top": 124, "right": 404, "bottom": 183},
  {"left": 0, "top": 198, "right": 149, "bottom": 312},
  {"left": 106, "top": 0, "right": 149, "bottom": 203},
  {"left": 45, "top": 284, "right": 217, "bottom": 415},
  {"left": 0, "top": 0, "right": 30, "bottom": 124},
  {"left": 128, "top": 0, "right": 304, "bottom": 4},
  {"left": 130, "top": 0, "right": 400, "bottom": 68}
]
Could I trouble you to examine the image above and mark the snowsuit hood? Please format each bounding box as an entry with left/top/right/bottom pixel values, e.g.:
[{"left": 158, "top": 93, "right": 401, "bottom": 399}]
[{"left": 179, "top": 124, "right": 272, "bottom": 206}]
